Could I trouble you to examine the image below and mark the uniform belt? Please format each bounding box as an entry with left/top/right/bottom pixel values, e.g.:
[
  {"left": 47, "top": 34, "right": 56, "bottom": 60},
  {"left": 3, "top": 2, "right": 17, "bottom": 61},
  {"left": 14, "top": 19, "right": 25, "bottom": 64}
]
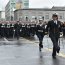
[
  {"left": 38, "top": 30, "right": 43, "bottom": 32},
  {"left": 27, "top": 27, "right": 30, "bottom": 28},
  {"left": 31, "top": 26, "right": 34, "bottom": 27},
  {"left": 22, "top": 26, "right": 25, "bottom": 27}
]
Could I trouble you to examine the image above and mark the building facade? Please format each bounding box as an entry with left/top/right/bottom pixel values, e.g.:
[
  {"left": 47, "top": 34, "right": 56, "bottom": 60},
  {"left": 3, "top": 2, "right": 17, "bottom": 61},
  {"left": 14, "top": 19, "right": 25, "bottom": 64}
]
[
  {"left": 5, "top": 0, "right": 16, "bottom": 21},
  {"left": 5, "top": 0, "right": 29, "bottom": 21},
  {"left": 0, "top": 11, "right": 5, "bottom": 21},
  {"left": 14, "top": 7, "right": 65, "bottom": 22},
  {"left": 22, "top": 0, "right": 29, "bottom": 8}
]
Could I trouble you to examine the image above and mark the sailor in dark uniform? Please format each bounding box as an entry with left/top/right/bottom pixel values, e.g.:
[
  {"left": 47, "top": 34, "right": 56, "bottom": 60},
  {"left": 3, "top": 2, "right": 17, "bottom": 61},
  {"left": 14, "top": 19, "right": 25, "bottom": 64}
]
[
  {"left": 1, "top": 23, "right": 5, "bottom": 37},
  {"left": 46, "top": 13, "right": 62, "bottom": 58},
  {"left": 26, "top": 24, "right": 31, "bottom": 37},
  {"left": 22, "top": 24, "right": 26, "bottom": 37},
  {"left": 19, "top": 23, "right": 22, "bottom": 37},
  {"left": 62, "top": 22, "right": 65, "bottom": 36},
  {"left": 10, "top": 24, "right": 14, "bottom": 38},
  {"left": 6, "top": 23, "right": 10, "bottom": 38},
  {"left": 30, "top": 23, "right": 36, "bottom": 37},
  {"left": 14, "top": 21, "right": 20, "bottom": 40},
  {"left": 24, "top": 24, "right": 27, "bottom": 37},
  {"left": 36, "top": 19, "right": 45, "bottom": 51}
]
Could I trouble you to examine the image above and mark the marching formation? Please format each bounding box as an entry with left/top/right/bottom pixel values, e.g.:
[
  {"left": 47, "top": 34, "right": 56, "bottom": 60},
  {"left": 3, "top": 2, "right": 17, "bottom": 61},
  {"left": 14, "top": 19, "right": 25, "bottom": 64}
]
[
  {"left": 0, "top": 13, "right": 65, "bottom": 58},
  {"left": 0, "top": 21, "right": 46, "bottom": 38}
]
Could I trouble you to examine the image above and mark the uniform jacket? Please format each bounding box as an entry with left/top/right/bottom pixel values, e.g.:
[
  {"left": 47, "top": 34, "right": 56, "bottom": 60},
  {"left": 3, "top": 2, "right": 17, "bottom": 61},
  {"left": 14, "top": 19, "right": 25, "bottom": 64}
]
[
  {"left": 46, "top": 20, "right": 61, "bottom": 38},
  {"left": 36, "top": 24, "right": 45, "bottom": 35}
]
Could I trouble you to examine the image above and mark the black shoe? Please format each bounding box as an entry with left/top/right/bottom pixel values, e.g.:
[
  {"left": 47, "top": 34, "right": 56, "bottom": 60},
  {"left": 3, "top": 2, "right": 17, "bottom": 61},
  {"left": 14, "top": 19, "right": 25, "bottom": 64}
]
[
  {"left": 52, "top": 55, "right": 56, "bottom": 59},
  {"left": 57, "top": 46, "right": 60, "bottom": 53},
  {"left": 52, "top": 54, "right": 56, "bottom": 59},
  {"left": 39, "top": 47, "right": 41, "bottom": 51},
  {"left": 39, "top": 44, "right": 43, "bottom": 48},
  {"left": 41, "top": 45, "right": 43, "bottom": 48},
  {"left": 39, "top": 44, "right": 43, "bottom": 51}
]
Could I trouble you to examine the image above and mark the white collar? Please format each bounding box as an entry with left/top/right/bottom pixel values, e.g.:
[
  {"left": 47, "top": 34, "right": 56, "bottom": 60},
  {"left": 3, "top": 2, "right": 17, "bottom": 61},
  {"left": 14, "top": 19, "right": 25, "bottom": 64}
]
[{"left": 54, "top": 20, "right": 57, "bottom": 24}]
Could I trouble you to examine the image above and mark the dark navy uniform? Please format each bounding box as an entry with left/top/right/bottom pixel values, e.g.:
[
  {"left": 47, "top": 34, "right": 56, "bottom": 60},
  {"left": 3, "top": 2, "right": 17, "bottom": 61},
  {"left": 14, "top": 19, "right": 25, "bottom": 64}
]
[
  {"left": 19, "top": 24, "right": 22, "bottom": 37},
  {"left": 6, "top": 23, "right": 10, "bottom": 38},
  {"left": 14, "top": 21, "right": 21, "bottom": 40},
  {"left": 22, "top": 24, "right": 25, "bottom": 37},
  {"left": 26, "top": 24, "right": 31, "bottom": 36},
  {"left": 62, "top": 23, "right": 65, "bottom": 36},
  {"left": 10, "top": 24, "right": 14, "bottom": 38},
  {"left": 36, "top": 23, "right": 45, "bottom": 51},
  {"left": 30, "top": 24, "right": 36, "bottom": 37},
  {"left": 1, "top": 23, "right": 5, "bottom": 37},
  {"left": 25, "top": 24, "right": 28, "bottom": 36},
  {"left": 46, "top": 20, "right": 61, "bottom": 58}
]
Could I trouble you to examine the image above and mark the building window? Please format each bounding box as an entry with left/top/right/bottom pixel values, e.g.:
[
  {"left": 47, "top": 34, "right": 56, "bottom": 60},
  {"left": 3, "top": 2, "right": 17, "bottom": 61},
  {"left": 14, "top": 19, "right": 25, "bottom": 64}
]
[
  {"left": 45, "top": 13, "right": 49, "bottom": 19},
  {"left": 59, "top": 16, "right": 63, "bottom": 19},
  {"left": 59, "top": 13, "right": 63, "bottom": 19},
  {"left": 26, "top": 17, "right": 28, "bottom": 21},
  {"left": 24, "top": 3, "right": 29, "bottom": 6},
  {"left": 42, "top": 16, "right": 44, "bottom": 20},
  {"left": 39, "top": 16, "right": 42, "bottom": 19},
  {"left": 25, "top": 16, "right": 29, "bottom": 21},
  {"left": 31, "top": 16, "right": 35, "bottom": 21},
  {"left": 35, "top": 17, "right": 37, "bottom": 20}
]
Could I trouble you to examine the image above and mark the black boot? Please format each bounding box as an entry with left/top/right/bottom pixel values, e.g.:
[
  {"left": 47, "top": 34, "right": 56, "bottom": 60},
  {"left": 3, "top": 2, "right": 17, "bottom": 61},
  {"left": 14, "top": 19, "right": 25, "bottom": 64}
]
[
  {"left": 39, "top": 43, "right": 43, "bottom": 51},
  {"left": 52, "top": 53, "right": 56, "bottom": 59},
  {"left": 39, "top": 43, "right": 43, "bottom": 48},
  {"left": 57, "top": 46, "right": 60, "bottom": 53},
  {"left": 52, "top": 47, "right": 56, "bottom": 59},
  {"left": 39, "top": 46, "right": 41, "bottom": 51}
]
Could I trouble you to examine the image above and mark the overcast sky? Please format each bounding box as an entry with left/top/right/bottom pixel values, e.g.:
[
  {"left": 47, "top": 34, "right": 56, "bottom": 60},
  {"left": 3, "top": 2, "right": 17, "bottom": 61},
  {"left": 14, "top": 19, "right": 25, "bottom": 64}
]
[{"left": 1, "top": 0, "right": 65, "bottom": 10}]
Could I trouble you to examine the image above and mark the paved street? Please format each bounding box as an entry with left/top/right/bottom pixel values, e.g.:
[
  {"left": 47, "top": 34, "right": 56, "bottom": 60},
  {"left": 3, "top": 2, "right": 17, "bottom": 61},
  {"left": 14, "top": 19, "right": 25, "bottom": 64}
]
[{"left": 0, "top": 36, "right": 65, "bottom": 65}]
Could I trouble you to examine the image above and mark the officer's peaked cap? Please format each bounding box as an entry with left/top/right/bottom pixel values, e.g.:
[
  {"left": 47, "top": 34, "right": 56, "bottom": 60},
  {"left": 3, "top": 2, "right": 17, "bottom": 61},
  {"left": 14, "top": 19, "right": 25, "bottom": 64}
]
[{"left": 52, "top": 13, "right": 58, "bottom": 17}]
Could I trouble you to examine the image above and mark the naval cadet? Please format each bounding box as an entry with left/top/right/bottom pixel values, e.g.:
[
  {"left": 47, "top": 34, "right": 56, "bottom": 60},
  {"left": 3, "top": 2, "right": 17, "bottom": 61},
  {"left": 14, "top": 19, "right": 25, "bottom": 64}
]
[
  {"left": 14, "top": 21, "right": 21, "bottom": 40},
  {"left": 36, "top": 19, "right": 45, "bottom": 51}
]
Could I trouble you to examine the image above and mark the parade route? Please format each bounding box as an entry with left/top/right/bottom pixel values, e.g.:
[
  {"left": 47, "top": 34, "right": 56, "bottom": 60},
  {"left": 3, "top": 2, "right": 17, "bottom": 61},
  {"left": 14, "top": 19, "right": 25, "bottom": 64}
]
[{"left": 0, "top": 37, "right": 64, "bottom": 65}]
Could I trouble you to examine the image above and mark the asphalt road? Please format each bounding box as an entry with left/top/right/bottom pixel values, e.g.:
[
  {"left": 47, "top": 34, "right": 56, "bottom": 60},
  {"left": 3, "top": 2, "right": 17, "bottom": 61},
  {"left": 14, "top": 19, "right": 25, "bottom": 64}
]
[{"left": 0, "top": 36, "right": 65, "bottom": 65}]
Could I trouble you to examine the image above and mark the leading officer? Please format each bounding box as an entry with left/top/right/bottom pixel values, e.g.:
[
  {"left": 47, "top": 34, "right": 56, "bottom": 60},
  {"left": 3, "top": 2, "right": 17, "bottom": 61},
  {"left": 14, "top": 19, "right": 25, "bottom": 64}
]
[{"left": 46, "top": 13, "right": 62, "bottom": 58}]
